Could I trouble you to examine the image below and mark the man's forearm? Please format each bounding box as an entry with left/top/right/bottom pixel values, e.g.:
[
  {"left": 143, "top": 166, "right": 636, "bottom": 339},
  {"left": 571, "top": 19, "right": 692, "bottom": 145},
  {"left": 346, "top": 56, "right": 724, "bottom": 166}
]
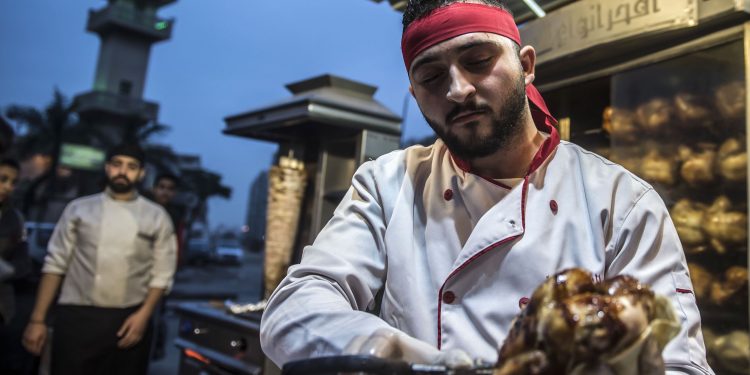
[
  {"left": 29, "top": 273, "right": 63, "bottom": 322},
  {"left": 137, "top": 288, "right": 165, "bottom": 317}
]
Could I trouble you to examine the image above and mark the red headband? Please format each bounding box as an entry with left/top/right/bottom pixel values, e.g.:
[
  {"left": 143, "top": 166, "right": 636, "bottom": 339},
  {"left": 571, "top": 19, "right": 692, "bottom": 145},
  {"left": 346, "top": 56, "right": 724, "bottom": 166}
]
[
  {"left": 401, "top": 3, "right": 557, "bottom": 127},
  {"left": 401, "top": 3, "right": 519, "bottom": 70}
]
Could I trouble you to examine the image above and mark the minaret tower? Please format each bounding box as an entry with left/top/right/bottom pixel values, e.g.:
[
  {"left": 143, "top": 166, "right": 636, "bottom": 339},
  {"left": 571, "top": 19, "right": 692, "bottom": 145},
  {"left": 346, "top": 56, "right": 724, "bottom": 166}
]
[{"left": 74, "top": 0, "right": 176, "bottom": 143}]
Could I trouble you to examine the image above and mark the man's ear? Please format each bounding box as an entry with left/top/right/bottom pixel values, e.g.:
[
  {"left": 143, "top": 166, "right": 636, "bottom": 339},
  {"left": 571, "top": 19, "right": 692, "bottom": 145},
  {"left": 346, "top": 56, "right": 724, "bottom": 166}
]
[
  {"left": 408, "top": 85, "right": 415, "bottom": 98},
  {"left": 519, "top": 45, "right": 536, "bottom": 86},
  {"left": 137, "top": 169, "right": 146, "bottom": 182}
]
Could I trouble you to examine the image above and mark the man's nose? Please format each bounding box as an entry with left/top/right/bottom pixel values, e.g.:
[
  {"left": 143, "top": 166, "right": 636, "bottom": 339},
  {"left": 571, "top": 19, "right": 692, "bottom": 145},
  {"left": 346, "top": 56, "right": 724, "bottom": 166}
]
[{"left": 446, "top": 67, "right": 476, "bottom": 103}]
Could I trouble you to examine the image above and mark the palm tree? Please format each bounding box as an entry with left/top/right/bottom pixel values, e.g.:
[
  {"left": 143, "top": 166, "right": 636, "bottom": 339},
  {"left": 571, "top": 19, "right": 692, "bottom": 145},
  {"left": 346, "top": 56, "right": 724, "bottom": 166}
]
[
  {"left": 5, "top": 90, "right": 84, "bottom": 216},
  {"left": 181, "top": 168, "right": 231, "bottom": 232},
  {"left": 7, "top": 90, "right": 69, "bottom": 160},
  {"left": 6, "top": 89, "right": 115, "bottom": 160},
  {"left": 123, "top": 120, "right": 170, "bottom": 145}
]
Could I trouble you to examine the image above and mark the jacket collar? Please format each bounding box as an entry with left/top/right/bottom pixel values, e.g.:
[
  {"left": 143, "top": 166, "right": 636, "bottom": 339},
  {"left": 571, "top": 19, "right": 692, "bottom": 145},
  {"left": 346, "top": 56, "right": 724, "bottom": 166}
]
[
  {"left": 450, "top": 108, "right": 560, "bottom": 179},
  {"left": 104, "top": 188, "right": 139, "bottom": 202}
]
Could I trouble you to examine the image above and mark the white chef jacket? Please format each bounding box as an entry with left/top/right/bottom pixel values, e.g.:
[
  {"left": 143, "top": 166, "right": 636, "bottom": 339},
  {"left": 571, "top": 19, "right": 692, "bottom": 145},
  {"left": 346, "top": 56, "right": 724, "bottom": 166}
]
[
  {"left": 261, "top": 123, "right": 712, "bottom": 374},
  {"left": 43, "top": 191, "right": 177, "bottom": 307}
]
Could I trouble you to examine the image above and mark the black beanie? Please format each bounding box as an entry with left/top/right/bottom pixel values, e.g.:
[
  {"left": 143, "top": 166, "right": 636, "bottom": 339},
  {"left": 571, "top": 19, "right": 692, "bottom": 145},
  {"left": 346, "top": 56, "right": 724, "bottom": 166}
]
[{"left": 107, "top": 143, "right": 145, "bottom": 166}]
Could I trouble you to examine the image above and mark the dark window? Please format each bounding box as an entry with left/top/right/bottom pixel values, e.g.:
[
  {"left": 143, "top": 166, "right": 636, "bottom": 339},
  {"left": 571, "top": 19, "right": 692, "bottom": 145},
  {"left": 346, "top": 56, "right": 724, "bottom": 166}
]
[{"left": 119, "top": 80, "right": 133, "bottom": 96}]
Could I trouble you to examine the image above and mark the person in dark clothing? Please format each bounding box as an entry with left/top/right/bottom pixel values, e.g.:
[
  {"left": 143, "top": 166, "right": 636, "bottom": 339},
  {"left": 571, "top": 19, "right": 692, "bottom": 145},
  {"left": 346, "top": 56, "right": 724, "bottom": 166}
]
[
  {"left": 144, "top": 172, "right": 184, "bottom": 360},
  {"left": 0, "top": 158, "right": 30, "bottom": 325},
  {"left": 147, "top": 173, "right": 185, "bottom": 253},
  {"left": 0, "top": 158, "right": 36, "bottom": 375}
]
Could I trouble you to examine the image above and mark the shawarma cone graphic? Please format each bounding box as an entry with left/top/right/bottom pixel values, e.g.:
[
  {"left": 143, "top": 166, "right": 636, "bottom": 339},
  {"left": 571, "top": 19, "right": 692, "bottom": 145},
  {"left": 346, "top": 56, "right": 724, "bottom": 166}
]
[{"left": 263, "top": 155, "right": 307, "bottom": 299}]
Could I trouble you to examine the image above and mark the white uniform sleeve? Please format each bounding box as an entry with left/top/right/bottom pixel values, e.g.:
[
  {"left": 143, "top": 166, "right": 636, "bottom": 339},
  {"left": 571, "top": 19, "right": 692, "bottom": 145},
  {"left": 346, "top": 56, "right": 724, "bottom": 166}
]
[
  {"left": 41, "top": 202, "right": 78, "bottom": 275},
  {"left": 260, "top": 162, "right": 402, "bottom": 367},
  {"left": 606, "top": 188, "right": 713, "bottom": 375},
  {"left": 149, "top": 208, "right": 177, "bottom": 292}
]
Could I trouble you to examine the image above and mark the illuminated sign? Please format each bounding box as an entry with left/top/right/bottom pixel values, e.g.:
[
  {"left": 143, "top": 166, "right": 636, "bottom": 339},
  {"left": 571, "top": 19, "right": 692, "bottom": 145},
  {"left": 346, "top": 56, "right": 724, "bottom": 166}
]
[
  {"left": 154, "top": 21, "right": 168, "bottom": 31},
  {"left": 60, "top": 143, "right": 105, "bottom": 171}
]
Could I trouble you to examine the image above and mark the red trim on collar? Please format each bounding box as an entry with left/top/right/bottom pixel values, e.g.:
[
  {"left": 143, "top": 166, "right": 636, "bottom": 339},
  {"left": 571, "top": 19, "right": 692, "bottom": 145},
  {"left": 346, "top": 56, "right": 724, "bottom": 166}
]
[
  {"left": 451, "top": 153, "right": 472, "bottom": 173},
  {"left": 521, "top": 176, "right": 529, "bottom": 228},
  {"left": 450, "top": 116, "right": 560, "bottom": 180},
  {"left": 528, "top": 108, "right": 560, "bottom": 174},
  {"left": 482, "top": 177, "right": 513, "bottom": 190},
  {"left": 450, "top": 154, "right": 513, "bottom": 189}
]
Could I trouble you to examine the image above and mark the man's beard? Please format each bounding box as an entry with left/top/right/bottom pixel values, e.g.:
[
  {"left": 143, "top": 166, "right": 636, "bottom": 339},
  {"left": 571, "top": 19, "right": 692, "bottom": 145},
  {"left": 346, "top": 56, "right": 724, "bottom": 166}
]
[
  {"left": 425, "top": 73, "right": 527, "bottom": 161},
  {"left": 107, "top": 176, "right": 135, "bottom": 194}
]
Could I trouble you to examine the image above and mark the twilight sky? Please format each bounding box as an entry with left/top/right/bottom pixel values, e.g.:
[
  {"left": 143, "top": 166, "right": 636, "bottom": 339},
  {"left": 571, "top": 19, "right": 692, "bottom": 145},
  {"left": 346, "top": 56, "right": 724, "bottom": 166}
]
[{"left": 0, "top": 0, "right": 435, "bottom": 230}]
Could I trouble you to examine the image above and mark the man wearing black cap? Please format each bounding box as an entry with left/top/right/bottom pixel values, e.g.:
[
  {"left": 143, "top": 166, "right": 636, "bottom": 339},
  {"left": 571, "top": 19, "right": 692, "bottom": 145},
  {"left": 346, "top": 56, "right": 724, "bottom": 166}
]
[{"left": 22, "top": 143, "right": 177, "bottom": 375}]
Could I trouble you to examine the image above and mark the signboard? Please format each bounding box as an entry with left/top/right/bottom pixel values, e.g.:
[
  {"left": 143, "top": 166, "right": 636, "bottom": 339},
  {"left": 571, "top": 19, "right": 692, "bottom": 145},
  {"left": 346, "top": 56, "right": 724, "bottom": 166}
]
[
  {"left": 60, "top": 143, "right": 105, "bottom": 171},
  {"left": 697, "top": 0, "right": 747, "bottom": 20},
  {"left": 520, "top": 0, "right": 698, "bottom": 65}
]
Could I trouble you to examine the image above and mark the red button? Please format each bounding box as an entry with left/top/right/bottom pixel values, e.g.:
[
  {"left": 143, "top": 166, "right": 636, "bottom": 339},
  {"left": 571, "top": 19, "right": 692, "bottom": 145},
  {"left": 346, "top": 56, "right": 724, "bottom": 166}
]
[
  {"left": 442, "top": 291, "right": 456, "bottom": 304},
  {"left": 549, "top": 200, "right": 558, "bottom": 214},
  {"left": 518, "top": 297, "right": 530, "bottom": 309},
  {"left": 443, "top": 189, "right": 453, "bottom": 201}
]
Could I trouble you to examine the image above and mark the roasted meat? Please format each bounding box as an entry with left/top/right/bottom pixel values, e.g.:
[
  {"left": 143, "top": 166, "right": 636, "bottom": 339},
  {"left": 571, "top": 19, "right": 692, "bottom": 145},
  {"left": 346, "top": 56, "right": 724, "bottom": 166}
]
[
  {"left": 709, "top": 266, "right": 748, "bottom": 306},
  {"left": 703, "top": 196, "right": 747, "bottom": 254},
  {"left": 641, "top": 150, "right": 677, "bottom": 186},
  {"left": 715, "top": 81, "right": 745, "bottom": 122},
  {"left": 670, "top": 199, "right": 708, "bottom": 253},
  {"left": 636, "top": 98, "right": 674, "bottom": 133},
  {"left": 496, "top": 269, "right": 679, "bottom": 375},
  {"left": 712, "top": 331, "right": 750, "bottom": 373},
  {"left": 717, "top": 138, "right": 747, "bottom": 182},
  {"left": 607, "top": 108, "right": 639, "bottom": 143},
  {"left": 678, "top": 145, "right": 717, "bottom": 187},
  {"left": 674, "top": 92, "right": 713, "bottom": 128}
]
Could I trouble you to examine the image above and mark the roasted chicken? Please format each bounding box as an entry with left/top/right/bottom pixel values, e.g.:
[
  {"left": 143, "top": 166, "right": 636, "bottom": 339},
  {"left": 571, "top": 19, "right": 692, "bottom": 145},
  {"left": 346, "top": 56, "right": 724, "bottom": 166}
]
[
  {"left": 496, "top": 269, "right": 679, "bottom": 375},
  {"left": 702, "top": 196, "right": 747, "bottom": 254}
]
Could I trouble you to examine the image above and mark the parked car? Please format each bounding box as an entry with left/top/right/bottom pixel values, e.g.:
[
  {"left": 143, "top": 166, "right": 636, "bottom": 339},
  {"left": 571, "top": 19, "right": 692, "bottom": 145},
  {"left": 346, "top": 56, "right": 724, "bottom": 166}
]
[
  {"left": 213, "top": 240, "right": 243, "bottom": 266},
  {"left": 185, "top": 238, "right": 213, "bottom": 265}
]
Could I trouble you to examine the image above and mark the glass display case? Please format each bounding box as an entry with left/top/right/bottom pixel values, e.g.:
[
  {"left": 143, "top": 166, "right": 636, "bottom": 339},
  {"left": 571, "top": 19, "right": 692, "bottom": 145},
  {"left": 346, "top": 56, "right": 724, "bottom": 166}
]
[{"left": 542, "top": 27, "right": 749, "bottom": 375}]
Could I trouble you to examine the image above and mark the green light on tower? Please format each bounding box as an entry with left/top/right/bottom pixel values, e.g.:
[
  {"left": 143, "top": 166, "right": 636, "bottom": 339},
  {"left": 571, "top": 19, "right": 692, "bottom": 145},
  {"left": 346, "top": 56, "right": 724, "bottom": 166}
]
[{"left": 154, "top": 21, "right": 168, "bottom": 31}]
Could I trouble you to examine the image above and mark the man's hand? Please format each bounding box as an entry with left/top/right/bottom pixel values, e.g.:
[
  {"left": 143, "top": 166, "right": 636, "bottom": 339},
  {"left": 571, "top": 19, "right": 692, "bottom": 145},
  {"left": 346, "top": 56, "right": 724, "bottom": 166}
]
[
  {"left": 117, "top": 310, "right": 150, "bottom": 348},
  {"left": 343, "top": 328, "right": 473, "bottom": 368},
  {"left": 22, "top": 321, "right": 47, "bottom": 355}
]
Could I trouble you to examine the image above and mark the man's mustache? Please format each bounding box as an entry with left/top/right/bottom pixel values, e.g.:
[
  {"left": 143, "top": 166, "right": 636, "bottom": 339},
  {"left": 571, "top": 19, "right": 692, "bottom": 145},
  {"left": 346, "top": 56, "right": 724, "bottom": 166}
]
[
  {"left": 446, "top": 102, "right": 491, "bottom": 124},
  {"left": 111, "top": 175, "right": 131, "bottom": 184}
]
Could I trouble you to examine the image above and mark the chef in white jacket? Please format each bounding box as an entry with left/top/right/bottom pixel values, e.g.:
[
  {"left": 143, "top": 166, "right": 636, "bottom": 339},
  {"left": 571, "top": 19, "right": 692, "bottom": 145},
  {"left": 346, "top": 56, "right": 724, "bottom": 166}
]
[{"left": 260, "top": 1, "right": 712, "bottom": 374}]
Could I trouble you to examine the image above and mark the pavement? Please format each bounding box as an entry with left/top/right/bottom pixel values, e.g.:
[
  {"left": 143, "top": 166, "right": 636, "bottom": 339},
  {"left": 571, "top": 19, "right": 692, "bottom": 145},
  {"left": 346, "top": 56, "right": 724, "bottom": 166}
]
[{"left": 148, "top": 251, "right": 264, "bottom": 375}]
